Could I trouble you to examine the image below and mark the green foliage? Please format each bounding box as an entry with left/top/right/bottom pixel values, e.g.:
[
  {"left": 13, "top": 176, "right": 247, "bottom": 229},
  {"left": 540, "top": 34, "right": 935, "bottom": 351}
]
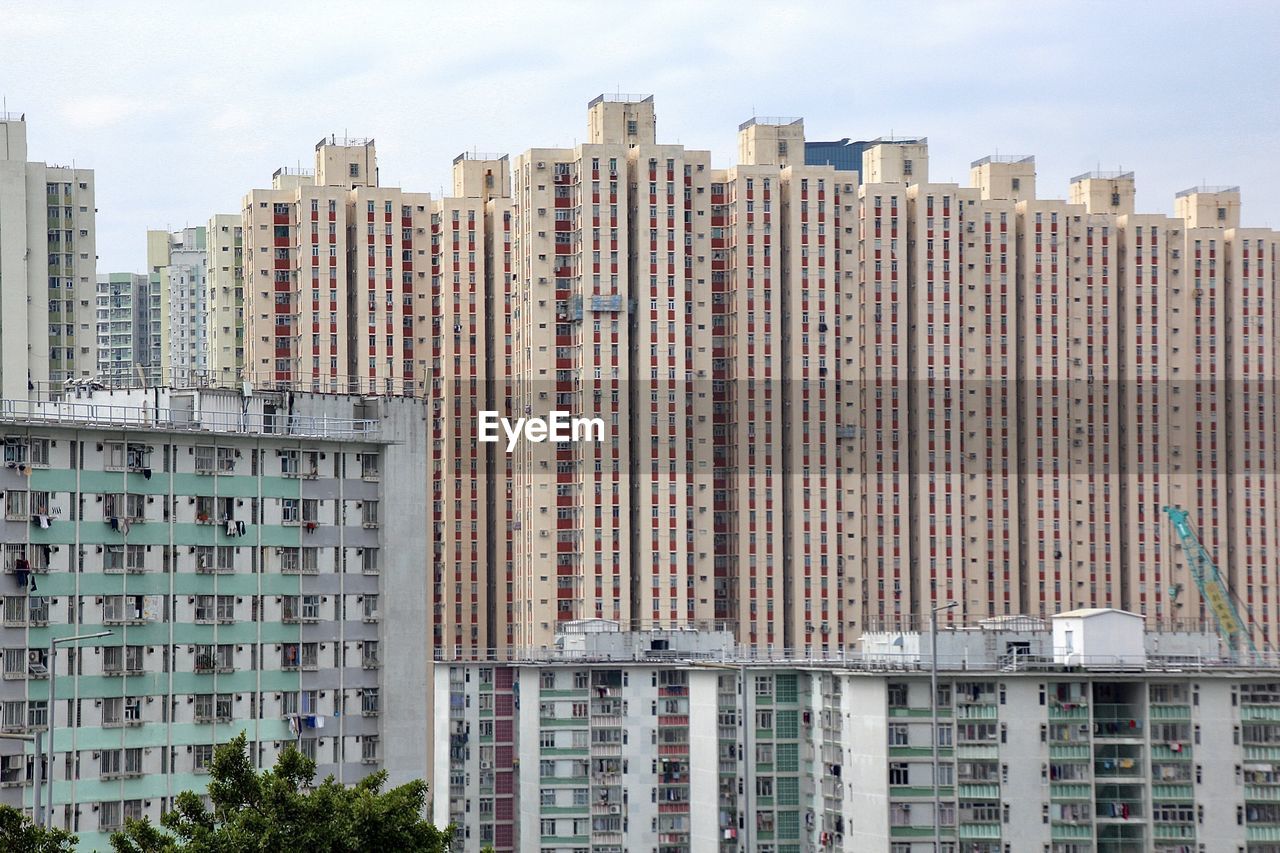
[
  {"left": 110, "top": 732, "right": 453, "bottom": 853},
  {"left": 0, "top": 804, "right": 78, "bottom": 853}
]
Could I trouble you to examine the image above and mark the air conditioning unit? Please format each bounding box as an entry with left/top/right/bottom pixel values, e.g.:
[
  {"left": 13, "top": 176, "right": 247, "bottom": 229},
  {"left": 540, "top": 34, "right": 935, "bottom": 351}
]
[
  {"left": 480, "top": 760, "right": 492, "bottom": 769},
  {"left": 536, "top": 162, "right": 546, "bottom": 170},
  {"left": 608, "top": 804, "right": 620, "bottom": 814}
]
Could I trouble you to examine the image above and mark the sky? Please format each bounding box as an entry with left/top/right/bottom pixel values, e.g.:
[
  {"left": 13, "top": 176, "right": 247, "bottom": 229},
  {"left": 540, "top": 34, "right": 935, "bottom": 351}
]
[{"left": 3, "top": 0, "right": 1278, "bottom": 273}]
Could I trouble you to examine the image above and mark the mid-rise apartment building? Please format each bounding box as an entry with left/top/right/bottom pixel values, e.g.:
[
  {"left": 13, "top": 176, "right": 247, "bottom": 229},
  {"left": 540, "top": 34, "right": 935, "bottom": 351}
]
[
  {"left": 94, "top": 273, "right": 157, "bottom": 385},
  {"left": 148, "top": 227, "right": 208, "bottom": 385},
  {"left": 437, "top": 613, "right": 1280, "bottom": 853},
  {"left": 0, "top": 387, "right": 429, "bottom": 851},
  {"left": 0, "top": 115, "right": 97, "bottom": 397}
]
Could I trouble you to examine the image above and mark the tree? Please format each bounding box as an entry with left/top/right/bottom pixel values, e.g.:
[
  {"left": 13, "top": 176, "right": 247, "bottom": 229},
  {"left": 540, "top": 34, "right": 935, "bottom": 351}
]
[
  {"left": 110, "top": 733, "right": 453, "bottom": 853},
  {"left": 0, "top": 804, "right": 78, "bottom": 853}
]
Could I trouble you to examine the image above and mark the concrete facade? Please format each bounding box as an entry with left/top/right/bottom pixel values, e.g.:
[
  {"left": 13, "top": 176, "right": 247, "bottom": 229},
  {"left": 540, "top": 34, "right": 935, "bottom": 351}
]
[
  {"left": 0, "top": 387, "right": 428, "bottom": 851},
  {"left": 436, "top": 620, "right": 1280, "bottom": 853},
  {"left": 94, "top": 273, "right": 157, "bottom": 385},
  {"left": 206, "top": 213, "right": 245, "bottom": 383},
  {"left": 148, "top": 227, "right": 208, "bottom": 386},
  {"left": 0, "top": 115, "right": 97, "bottom": 397}
]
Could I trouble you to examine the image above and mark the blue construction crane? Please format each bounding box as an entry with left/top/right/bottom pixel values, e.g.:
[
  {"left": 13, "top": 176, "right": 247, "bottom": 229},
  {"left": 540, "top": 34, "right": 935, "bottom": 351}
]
[{"left": 1163, "top": 505, "right": 1258, "bottom": 661}]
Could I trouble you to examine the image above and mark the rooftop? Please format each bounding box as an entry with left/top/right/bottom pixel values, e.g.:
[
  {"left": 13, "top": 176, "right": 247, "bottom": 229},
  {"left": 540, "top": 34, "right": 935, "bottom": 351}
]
[
  {"left": 587, "top": 93, "right": 653, "bottom": 106},
  {"left": 0, "top": 396, "right": 383, "bottom": 441},
  {"left": 739, "top": 116, "right": 804, "bottom": 131},
  {"left": 272, "top": 166, "right": 314, "bottom": 178},
  {"left": 1070, "top": 170, "right": 1134, "bottom": 182},
  {"left": 0, "top": 112, "right": 25, "bottom": 122},
  {"left": 868, "top": 135, "right": 926, "bottom": 145},
  {"left": 1176, "top": 184, "right": 1240, "bottom": 197},
  {"left": 971, "top": 154, "right": 1035, "bottom": 167},
  {"left": 315, "top": 134, "right": 373, "bottom": 150},
  {"left": 453, "top": 151, "right": 508, "bottom": 164},
  {"left": 439, "top": 610, "right": 1268, "bottom": 673}
]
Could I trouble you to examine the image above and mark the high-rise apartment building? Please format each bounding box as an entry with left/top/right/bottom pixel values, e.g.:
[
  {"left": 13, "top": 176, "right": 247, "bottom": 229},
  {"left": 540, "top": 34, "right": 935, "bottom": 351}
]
[
  {"left": 206, "top": 213, "right": 245, "bottom": 384},
  {"left": 94, "top": 273, "right": 157, "bottom": 384},
  {"left": 508, "top": 95, "right": 717, "bottom": 648},
  {"left": 431, "top": 154, "right": 511, "bottom": 659},
  {"left": 0, "top": 387, "right": 429, "bottom": 851},
  {"left": 0, "top": 115, "right": 97, "bottom": 397},
  {"left": 715, "top": 118, "right": 850, "bottom": 653},
  {"left": 148, "top": 226, "right": 208, "bottom": 385},
  {"left": 242, "top": 137, "right": 435, "bottom": 395},
  {"left": 504, "top": 98, "right": 859, "bottom": 655},
  {"left": 221, "top": 97, "right": 1280, "bottom": 655}
]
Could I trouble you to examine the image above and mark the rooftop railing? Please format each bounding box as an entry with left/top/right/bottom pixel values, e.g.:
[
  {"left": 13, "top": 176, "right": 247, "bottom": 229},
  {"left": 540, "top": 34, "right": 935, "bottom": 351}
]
[
  {"left": 434, "top": 645, "right": 1274, "bottom": 672},
  {"left": 1175, "top": 185, "right": 1240, "bottom": 197},
  {"left": 1070, "top": 170, "right": 1134, "bottom": 182},
  {"left": 0, "top": 398, "right": 379, "bottom": 441}
]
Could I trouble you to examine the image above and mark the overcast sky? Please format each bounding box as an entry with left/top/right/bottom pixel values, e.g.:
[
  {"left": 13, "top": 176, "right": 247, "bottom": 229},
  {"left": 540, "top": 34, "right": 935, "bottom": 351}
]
[{"left": 4, "top": 0, "right": 1278, "bottom": 272}]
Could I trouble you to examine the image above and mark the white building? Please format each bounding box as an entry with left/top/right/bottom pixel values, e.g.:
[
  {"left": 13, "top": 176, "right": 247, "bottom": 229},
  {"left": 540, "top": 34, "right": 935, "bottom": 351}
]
[
  {"left": 147, "top": 227, "right": 208, "bottom": 385},
  {"left": 0, "top": 114, "right": 97, "bottom": 397},
  {"left": 435, "top": 613, "right": 1280, "bottom": 853}
]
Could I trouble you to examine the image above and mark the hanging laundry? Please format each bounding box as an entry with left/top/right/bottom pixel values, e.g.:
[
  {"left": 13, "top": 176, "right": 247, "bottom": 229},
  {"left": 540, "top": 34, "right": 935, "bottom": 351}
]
[{"left": 226, "top": 519, "right": 238, "bottom": 537}]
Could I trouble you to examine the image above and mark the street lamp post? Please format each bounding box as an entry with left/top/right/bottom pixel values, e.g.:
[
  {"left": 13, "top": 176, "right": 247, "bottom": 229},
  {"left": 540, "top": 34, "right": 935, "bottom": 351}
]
[
  {"left": 45, "top": 631, "right": 111, "bottom": 829},
  {"left": 931, "top": 601, "right": 957, "bottom": 853}
]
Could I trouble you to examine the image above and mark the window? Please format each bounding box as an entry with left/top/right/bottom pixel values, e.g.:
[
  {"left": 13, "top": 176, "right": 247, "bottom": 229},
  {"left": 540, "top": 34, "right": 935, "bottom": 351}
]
[
  {"left": 888, "top": 683, "right": 909, "bottom": 708},
  {"left": 363, "top": 641, "right": 380, "bottom": 668},
  {"left": 99, "top": 801, "right": 122, "bottom": 831},
  {"left": 194, "top": 445, "right": 215, "bottom": 473},
  {"left": 362, "top": 500, "right": 380, "bottom": 527},
  {"left": 888, "top": 724, "right": 910, "bottom": 746},
  {"left": 362, "top": 688, "right": 379, "bottom": 715},
  {"left": 4, "top": 490, "right": 27, "bottom": 520},
  {"left": 361, "top": 453, "right": 380, "bottom": 479},
  {"left": 193, "top": 744, "right": 214, "bottom": 772},
  {"left": 301, "top": 595, "right": 321, "bottom": 622},
  {"left": 281, "top": 499, "right": 299, "bottom": 524},
  {"left": 100, "top": 749, "right": 123, "bottom": 778},
  {"left": 104, "top": 442, "right": 126, "bottom": 469},
  {"left": 362, "top": 736, "right": 379, "bottom": 763},
  {"left": 889, "top": 762, "right": 910, "bottom": 785}
]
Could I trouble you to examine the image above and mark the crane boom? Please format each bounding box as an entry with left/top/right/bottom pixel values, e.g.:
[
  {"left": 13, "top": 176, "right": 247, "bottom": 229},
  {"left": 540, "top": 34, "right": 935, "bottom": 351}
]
[{"left": 1163, "top": 505, "right": 1258, "bottom": 660}]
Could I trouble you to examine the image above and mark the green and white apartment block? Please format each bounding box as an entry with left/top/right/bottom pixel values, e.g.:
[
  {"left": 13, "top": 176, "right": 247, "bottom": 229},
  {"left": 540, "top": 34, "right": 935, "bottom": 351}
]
[
  {"left": 0, "top": 386, "right": 428, "bottom": 851},
  {"left": 435, "top": 611, "right": 1280, "bottom": 853}
]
